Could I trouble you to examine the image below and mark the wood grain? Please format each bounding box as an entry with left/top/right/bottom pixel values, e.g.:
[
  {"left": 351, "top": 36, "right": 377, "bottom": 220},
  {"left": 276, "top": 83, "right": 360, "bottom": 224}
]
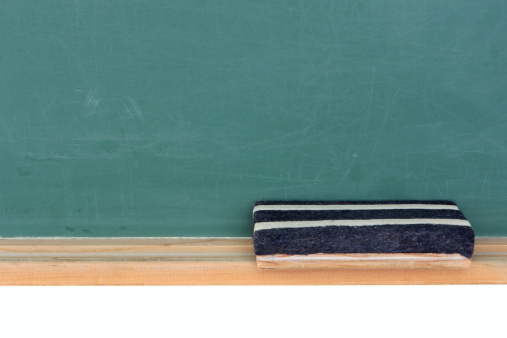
[{"left": 0, "top": 237, "right": 505, "bottom": 285}]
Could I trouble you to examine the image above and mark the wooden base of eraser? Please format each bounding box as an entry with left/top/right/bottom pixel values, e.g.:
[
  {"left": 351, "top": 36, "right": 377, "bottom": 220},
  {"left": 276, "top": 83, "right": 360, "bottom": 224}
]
[{"left": 256, "top": 253, "right": 472, "bottom": 269}]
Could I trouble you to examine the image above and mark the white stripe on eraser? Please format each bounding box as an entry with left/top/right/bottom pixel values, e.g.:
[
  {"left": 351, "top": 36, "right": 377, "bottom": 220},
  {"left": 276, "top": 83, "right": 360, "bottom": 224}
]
[
  {"left": 252, "top": 204, "right": 459, "bottom": 213},
  {"left": 253, "top": 218, "right": 471, "bottom": 232}
]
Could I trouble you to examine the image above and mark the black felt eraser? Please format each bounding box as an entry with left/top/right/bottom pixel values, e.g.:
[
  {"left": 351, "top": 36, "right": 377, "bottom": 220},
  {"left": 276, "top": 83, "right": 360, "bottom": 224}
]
[{"left": 252, "top": 200, "right": 475, "bottom": 269}]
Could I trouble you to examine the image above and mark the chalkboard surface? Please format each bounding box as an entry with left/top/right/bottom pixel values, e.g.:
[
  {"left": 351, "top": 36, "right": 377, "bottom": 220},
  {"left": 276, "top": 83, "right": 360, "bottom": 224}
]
[{"left": 1, "top": 1, "right": 506, "bottom": 237}]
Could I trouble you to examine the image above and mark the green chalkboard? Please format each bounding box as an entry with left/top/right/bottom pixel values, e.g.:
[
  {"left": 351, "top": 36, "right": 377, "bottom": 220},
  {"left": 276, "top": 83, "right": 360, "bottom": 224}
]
[{"left": 1, "top": 1, "right": 506, "bottom": 237}]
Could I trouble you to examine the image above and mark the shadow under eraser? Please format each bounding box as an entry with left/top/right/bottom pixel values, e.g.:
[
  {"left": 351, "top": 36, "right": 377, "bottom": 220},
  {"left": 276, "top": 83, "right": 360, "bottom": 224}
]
[{"left": 252, "top": 200, "right": 475, "bottom": 269}]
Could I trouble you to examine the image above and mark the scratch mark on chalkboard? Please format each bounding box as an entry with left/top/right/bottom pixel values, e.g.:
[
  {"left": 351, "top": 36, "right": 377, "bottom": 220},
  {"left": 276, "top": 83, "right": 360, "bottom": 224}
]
[
  {"left": 85, "top": 93, "right": 101, "bottom": 108},
  {"left": 84, "top": 89, "right": 103, "bottom": 114},
  {"left": 364, "top": 67, "right": 377, "bottom": 135},
  {"left": 0, "top": 121, "right": 14, "bottom": 143},
  {"left": 36, "top": 95, "right": 51, "bottom": 121},
  {"left": 487, "top": 14, "right": 506, "bottom": 45},
  {"left": 433, "top": 182, "right": 444, "bottom": 198},
  {"left": 372, "top": 89, "right": 399, "bottom": 152},
  {"left": 241, "top": 124, "right": 314, "bottom": 149},
  {"left": 131, "top": 146, "right": 139, "bottom": 168},
  {"left": 336, "top": 145, "right": 359, "bottom": 186},
  {"left": 482, "top": 173, "right": 490, "bottom": 191},
  {"left": 125, "top": 96, "right": 144, "bottom": 121},
  {"left": 50, "top": 35, "right": 86, "bottom": 79},
  {"left": 121, "top": 100, "right": 134, "bottom": 119},
  {"left": 93, "top": 191, "right": 100, "bottom": 224},
  {"left": 0, "top": 192, "right": 5, "bottom": 216}
]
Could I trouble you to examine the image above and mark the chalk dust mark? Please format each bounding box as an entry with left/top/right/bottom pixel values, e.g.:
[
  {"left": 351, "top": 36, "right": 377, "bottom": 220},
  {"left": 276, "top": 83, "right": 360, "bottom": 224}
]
[
  {"left": 24, "top": 153, "right": 68, "bottom": 161},
  {"left": 97, "top": 140, "right": 120, "bottom": 154},
  {"left": 16, "top": 167, "right": 31, "bottom": 177}
]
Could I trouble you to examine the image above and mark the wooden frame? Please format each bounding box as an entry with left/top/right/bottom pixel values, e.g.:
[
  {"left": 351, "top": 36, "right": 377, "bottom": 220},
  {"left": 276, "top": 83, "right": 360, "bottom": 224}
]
[{"left": 0, "top": 237, "right": 505, "bottom": 285}]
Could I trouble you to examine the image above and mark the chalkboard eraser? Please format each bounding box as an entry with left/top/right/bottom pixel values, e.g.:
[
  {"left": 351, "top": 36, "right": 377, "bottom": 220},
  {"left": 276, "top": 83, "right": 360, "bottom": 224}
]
[{"left": 252, "top": 201, "right": 475, "bottom": 269}]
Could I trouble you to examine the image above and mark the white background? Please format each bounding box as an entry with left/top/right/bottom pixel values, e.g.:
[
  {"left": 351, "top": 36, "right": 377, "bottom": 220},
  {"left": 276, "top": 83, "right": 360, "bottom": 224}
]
[{"left": 0, "top": 286, "right": 504, "bottom": 338}]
